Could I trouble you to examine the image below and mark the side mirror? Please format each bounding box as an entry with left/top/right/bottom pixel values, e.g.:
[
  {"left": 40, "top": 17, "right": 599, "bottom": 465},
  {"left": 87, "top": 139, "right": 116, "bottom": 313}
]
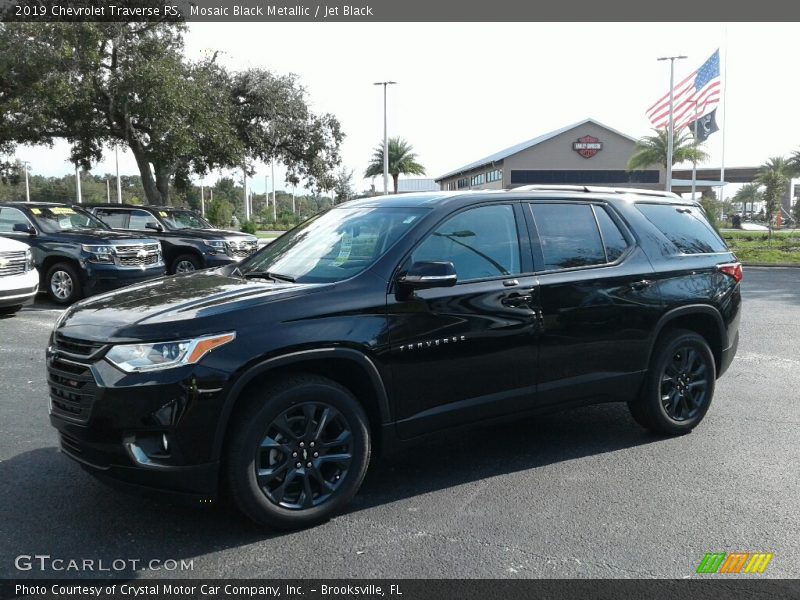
[
  {"left": 12, "top": 223, "right": 35, "bottom": 235},
  {"left": 145, "top": 221, "right": 163, "bottom": 231},
  {"left": 397, "top": 261, "right": 457, "bottom": 289}
]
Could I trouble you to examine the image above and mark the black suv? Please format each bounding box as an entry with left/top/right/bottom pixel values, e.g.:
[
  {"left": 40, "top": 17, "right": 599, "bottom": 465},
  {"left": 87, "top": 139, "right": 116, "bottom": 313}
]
[
  {"left": 0, "top": 202, "right": 165, "bottom": 304},
  {"left": 48, "top": 187, "right": 741, "bottom": 529},
  {"left": 87, "top": 204, "right": 258, "bottom": 274}
]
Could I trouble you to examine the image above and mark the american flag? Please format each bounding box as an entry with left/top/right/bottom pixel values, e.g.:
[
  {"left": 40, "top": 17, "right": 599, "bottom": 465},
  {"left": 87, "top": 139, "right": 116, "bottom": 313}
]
[{"left": 646, "top": 50, "right": 721, "bottom": 131}]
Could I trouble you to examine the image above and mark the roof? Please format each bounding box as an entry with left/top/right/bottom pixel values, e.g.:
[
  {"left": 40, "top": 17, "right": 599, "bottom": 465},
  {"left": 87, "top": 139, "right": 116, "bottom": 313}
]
[
  {"left": 435, "top": 118, "right": 639, "bottom": 181},
  {"left": 341, "top": 186, "right": 691, "bottom": 209},
  {"left": 85, "top": 203, "right": 192, "bottom": 211}
]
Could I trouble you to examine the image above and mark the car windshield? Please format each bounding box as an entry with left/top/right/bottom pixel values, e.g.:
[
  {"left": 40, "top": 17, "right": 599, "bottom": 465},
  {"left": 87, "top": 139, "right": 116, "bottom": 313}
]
[
  {"left": 239, "top": 206, "right": 427, "bottom": 283},
  {"left": 30, "top": 206, "right": 109, "bottom": 233},
  {"left": 161, "top": 210, "right": 213, "bottom": 230}
]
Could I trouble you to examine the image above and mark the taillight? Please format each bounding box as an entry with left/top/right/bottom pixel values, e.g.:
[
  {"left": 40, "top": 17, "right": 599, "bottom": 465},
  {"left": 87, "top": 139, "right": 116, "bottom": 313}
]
[{"left": 717, "top": 262, "right": 743, "bottom": 283}]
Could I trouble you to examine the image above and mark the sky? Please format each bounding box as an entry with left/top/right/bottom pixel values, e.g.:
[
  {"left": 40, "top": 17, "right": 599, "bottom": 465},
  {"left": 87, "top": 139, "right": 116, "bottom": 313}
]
[{"left": 9, "top": 22, "right": 800, "bottom": 196}]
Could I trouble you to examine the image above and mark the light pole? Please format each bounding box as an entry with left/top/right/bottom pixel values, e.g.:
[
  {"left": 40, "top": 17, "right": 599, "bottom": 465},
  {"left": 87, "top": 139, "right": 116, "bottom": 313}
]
[
  {"left": 271, "top": 160, "right": 276, "bottom": 222},
  {"left": 373, "top": 81, "right": 396, "bottom": 195},
  {"left": 75, "top": 165, "right": 82, "bottom": 204},
  {"left": 243, "top": 167, "right": 250, "bottom": 222},
  {"left": 688, "top": 100, "right": 700, "bottom": 202},
  {"left": 106, "top": 178, "right": 110, "bottom": 203},
  {"left": 115, "top": 147, "right": 122, "bottom": 203},
  {"left": 21, "top": 161, "right": 30, "bottom": 202},
  {"left": 200, "top": 181, "right": 205, "bottom": 217},
  {"left": 657, "top": 55, "right": 687, "bottom": 193}
]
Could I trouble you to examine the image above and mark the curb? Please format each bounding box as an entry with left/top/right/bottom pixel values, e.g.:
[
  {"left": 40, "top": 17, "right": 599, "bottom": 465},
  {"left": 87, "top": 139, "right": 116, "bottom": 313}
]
[{"left": 742, "top": 263, "right": 800, "bottom": 268}]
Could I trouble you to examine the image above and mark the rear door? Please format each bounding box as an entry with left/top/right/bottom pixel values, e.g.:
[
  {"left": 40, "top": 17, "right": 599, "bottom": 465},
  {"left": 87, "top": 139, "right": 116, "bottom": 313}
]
[
  {"left": 526, "top": 200, "right": 664, "bottom": 406},
  {"left": 386, "top": 202, "right": 540, "bottom": 439}
]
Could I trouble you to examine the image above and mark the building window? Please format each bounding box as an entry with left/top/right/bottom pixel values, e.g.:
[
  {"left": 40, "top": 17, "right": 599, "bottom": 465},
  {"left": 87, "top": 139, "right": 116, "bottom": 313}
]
[
  {"left": 486, "top": 169, "right": 502, "bottom": 183},
  {"left": 470, "top": 173, "right": 485, "bottom": 186},
  {"left": 457, "top": 177, "right": 469, "bottom": 189}
]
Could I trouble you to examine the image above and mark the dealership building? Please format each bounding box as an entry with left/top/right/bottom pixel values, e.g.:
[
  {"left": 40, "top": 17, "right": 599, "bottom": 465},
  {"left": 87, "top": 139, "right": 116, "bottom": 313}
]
[{"left": 435, "top": 118, "right": 667, "bottom": 192}]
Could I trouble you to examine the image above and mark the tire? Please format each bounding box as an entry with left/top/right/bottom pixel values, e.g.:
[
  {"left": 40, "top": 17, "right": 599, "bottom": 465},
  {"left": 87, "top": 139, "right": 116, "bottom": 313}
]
[
  {"left": 45, "top": 262, "right": 82, "bottom": 305},
  {"left": 628, "top": 328, "right": 716, "bottom": 436},
  {"left": 226, "top": 374, "right": 371, "bottom": 530},
  {"left": 170, "top": 253, "right": 202, "bottom": 274},
  {"left": 0, "top": 305, "right": 22, "bottom": 316}
]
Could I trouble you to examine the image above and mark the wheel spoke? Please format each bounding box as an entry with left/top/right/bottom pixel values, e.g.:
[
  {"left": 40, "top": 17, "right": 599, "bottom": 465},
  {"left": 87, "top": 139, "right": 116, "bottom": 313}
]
[
  {"left": 271, "top": 414, "right": 299, "bottom": 441},
  {"left": 310, "top": 467, "right": 335, "bottom": 493},
  {"left": 317, "top": 452, "right": 352, "bottom": 465},
  {"left": 260, "top": 435, "right": 289, "bottom": 452},
  {"left": 313, "top": 407, "right": 332, "bottom": 441},
  {"left": 256, "top": 461, "right": 289, "bottom": 487},
  {"left": 301, "top": 473, "right": 315, "bottom": 508},
  {"left": 322, "top": 429, "right": 351, "bottom": 449},
  {"left": 302, "top": 404, "right": 317, "bottom": 438},
  {"left": 271, "top": 468, "right": 298, "bottom": 503}
]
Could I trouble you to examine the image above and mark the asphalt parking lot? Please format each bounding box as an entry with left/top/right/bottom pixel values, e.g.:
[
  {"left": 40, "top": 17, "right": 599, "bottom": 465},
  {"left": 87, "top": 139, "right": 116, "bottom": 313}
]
[{"left": 0, "top": 267, "right": 798, "bottom": 579}]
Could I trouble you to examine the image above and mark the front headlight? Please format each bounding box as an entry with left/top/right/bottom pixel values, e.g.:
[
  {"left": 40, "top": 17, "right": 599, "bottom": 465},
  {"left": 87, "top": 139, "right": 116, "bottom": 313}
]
[
  {"left": 24, "top": 248, "right": 35, "bottom": 272},
  {"left": 105, "top": 332, "right": 236, "bottom": 373},
  {"left": 81, "top": 244, "right": 115, "bottom": 263},
  {"left": 204, "top": 240, "right": 228, "bottom": 254}
]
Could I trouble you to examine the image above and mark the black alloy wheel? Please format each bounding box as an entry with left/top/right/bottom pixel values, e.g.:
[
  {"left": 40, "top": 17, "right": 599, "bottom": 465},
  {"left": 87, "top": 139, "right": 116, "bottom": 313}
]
[
  {"left": 227, "top": 374, "right": 370, "bottom": 530},
  {"left": 256, "top": 402, "right": 353, "bottom": 510},
  {"left": 628, "top": 328, "right": 716, "bottom": 435}
]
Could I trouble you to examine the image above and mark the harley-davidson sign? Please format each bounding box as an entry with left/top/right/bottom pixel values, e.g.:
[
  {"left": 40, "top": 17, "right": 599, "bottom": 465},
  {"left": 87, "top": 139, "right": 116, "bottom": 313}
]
[{"left": 573, "top": 135, "right": 603, "bottom": 159}]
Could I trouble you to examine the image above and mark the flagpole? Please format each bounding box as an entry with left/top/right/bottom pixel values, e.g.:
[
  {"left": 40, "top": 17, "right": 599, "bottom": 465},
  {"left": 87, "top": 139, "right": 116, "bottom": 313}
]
[
  {"left": 692, "top": 101, "right": 699, "bottom": 202},
  {"left": 719, "top": 28, "right": 729, "bottom": 205},
  {"left": 658, "top": 55, "right": 688, "bottom": 193}
]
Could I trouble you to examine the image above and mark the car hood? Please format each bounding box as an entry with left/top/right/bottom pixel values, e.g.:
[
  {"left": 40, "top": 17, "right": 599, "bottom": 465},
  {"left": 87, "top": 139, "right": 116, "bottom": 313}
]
[
  {"left": 164, "top": 228, "right": 257, "bottom": 241},
  {"left": 47, "top": 229, "right": 158, "bottom": 245},
  {"left": 0, "top": 235, "right": 31, "bottom": 252},
  {"left": 57, "top": 270, "right": 326, "bottom": 341}
]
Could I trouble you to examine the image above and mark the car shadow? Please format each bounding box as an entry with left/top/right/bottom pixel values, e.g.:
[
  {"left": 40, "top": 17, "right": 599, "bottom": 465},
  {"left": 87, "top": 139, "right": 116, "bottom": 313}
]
[{"left": 0, "top": 403, "right": 659, "bottom": 578}]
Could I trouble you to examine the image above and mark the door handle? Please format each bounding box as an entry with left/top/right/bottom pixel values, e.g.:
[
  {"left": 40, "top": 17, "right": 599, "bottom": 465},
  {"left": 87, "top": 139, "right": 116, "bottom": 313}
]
[
  {"left": 630, "top": 279, "right": 653, "bottom": 291},
  {"left": 502, "top": 293, "right": 533, "bottom": 308}
]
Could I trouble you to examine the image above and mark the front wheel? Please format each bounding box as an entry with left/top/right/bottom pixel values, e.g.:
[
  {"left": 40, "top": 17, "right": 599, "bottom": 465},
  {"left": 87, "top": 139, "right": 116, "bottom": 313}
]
[
  {"left": 226, "top": 375, "right": 371, "bottom": 530},
  {"left": 628, "top": 329, "right": 716, "bottom": 435},
  {"left": 170, "top": 254, "right": 202, "bottom": 274}
]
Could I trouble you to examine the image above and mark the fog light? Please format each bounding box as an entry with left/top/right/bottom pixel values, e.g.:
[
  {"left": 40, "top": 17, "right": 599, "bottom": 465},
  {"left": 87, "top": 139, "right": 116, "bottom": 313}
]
[{"left": 161, "top": 434, "right": 169, "bottom": 452}]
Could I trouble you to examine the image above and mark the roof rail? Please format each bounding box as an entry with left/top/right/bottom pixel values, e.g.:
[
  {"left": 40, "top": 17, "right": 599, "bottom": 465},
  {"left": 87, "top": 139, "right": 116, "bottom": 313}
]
[{"left": 510, "top": 184, "right": 680, "bottom": 199}]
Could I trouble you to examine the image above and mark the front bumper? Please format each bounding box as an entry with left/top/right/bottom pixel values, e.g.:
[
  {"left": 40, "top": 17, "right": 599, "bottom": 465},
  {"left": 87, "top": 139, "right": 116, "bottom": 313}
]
[
  {"left": 0, "top": 269, "right": 39, "bottom": 307},
  {"left": 81, "top": 263, "right": 166, "bottom": 294},
  {"left": 47, "top": 342, "right": 228, "bottom": 501}
]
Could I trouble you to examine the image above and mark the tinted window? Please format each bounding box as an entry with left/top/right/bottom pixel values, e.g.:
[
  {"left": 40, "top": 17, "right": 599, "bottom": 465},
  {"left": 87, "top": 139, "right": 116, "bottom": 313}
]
[
  {"left": 412, "top": 204, "right": 521, "bottom": 282},
  {"left": 0, "top": 207, "right": 31, "bottom": 232},
  {"left": 594, "top": 206, "right": 630, "bottom": 262},
  {"left": 531, "top": 203, "right": 605, "bottom": 271},
  {"left": 637, "top": 204, "right": 726, "bottom": 254},
  {"left": 128, "top": 209, "right": 155, "bottom": 230},
  {"left": 94, "top": 209, "right": 129, "bottom": 228}
]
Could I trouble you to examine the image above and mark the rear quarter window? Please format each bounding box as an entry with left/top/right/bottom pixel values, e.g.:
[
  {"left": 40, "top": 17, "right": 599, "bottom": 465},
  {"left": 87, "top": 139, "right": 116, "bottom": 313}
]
[{"left": 636, "top": 203, "right": 727, "bottom": 254}]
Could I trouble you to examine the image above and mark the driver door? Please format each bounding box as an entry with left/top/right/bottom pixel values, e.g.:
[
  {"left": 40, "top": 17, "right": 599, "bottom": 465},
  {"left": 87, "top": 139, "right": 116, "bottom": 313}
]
[{"left": 386, "top": 203, "right": 539, "bottom": 439}]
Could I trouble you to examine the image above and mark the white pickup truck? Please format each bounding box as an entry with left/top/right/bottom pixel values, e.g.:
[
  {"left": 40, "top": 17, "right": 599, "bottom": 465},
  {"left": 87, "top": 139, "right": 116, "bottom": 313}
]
[{"left": 0, "top": 236, "right": 39, "bottom": 316}]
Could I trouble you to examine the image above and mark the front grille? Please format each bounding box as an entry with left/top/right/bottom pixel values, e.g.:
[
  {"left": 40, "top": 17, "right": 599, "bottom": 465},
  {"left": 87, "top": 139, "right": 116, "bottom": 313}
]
[
  {"left": 228, "top": 240, "right": 258, "bottom": 258},
  {"left": 118, "top": 253, "right": 161, "bottom": 267},
  {"left": 48, "top": 356, "right": 98, "bottom": 423},
  {"left": 114, "top": 243, "right": 160, "bottom": 254},
  {"left": 0, "top": 250, "right": 27, "bottom": 277},
  {"left": 48, "top": 334, "right": 104, "bottom": 424}
]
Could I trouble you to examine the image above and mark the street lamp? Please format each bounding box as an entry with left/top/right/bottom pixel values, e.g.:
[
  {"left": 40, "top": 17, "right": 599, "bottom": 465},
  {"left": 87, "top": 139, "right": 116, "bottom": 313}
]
[
  {"left": 21, "top": 160, "right": 30, "bottom": 202},
  {"left": 657, "top": 55, "right": 687, "bottom": 193},
  {"left": 686, "top": 99, "right": 701, "bottom": 202},
  {"left": 373, "top": 81, "right": 397, "bottom": 195}
]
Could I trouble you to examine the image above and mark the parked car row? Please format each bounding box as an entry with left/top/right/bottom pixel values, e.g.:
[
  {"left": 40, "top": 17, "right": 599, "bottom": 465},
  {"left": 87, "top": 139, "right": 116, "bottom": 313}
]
[{"left": 0, "top": 202, "right": 259, "bottom": 307}]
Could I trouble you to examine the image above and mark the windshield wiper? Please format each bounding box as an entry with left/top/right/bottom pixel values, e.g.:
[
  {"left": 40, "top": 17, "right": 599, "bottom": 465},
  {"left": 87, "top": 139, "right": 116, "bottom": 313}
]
[{"left": 243, "top": 271, "right": 296, "bottom": 283}]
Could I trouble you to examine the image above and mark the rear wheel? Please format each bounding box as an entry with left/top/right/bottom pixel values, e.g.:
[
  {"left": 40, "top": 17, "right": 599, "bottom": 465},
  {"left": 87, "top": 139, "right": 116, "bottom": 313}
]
[
  {"left": 628, "top": 329, "right": 716, "bottom": 435},
  {"left": 226, "top": 375, "right": 371, "bottom": 530},
  {"left": 45, "top": 262, "right": 82, "bottom": 305}
]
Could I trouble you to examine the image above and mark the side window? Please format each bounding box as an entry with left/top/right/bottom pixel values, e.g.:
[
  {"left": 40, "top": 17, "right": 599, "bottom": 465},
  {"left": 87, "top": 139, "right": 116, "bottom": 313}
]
[
  {"left": 594, "top": 206, "right": 630, "bottom": 262},
  {"left": 127, "top": 209, "right": 154, "bottom": 230},
  {"left": 412, "top": 204, "right": 521, "bottom": 282},
  {"left": 530, "top": 203, "right": 605, "bottom": 271},
  {"left": 0, "top": 207, "right": 30, "bottom": 232},
  {"left": 95, "top": 209, "right": 128, "bottom": 229},
  {"left": 636, "top": 203, "right": 727, "bottom": 254}
]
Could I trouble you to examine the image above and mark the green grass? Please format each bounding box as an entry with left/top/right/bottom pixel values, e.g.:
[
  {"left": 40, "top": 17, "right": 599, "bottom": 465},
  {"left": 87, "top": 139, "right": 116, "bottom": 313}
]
[
  {"left": 721, "top": 230, "right": 800, "bottom": 265},
  {"left": 255, "top": 232, "right": 281, "bottom": 239}
]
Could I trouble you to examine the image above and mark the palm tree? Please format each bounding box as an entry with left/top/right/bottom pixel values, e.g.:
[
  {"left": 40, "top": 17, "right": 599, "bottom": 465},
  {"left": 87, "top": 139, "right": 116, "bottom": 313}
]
[
  {"left": 756, "top": 156, "right": 792, "bottom": 236},
  {"left": 627, "top": 129, "right": 709, "bottom": 171},
  {"left": 733, "top": 183, "right": 764, "bottom": 218},
  {"left": 365, "top": 137, "right": 425, "bottom": 194}
]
